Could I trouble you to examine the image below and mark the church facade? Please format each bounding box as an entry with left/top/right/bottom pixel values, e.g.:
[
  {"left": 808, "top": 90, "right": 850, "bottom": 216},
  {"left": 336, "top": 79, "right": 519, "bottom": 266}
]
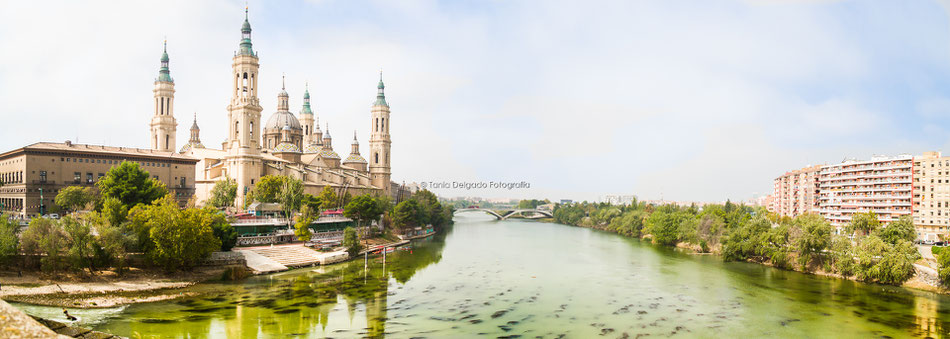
[{"left": 156, "top": 10, "right": 393, "bottom": 207}]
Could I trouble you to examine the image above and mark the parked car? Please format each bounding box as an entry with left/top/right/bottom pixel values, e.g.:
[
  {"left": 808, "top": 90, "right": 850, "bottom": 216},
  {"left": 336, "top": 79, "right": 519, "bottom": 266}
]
[{"left": 935, "top": 241, "right": 945, "bottom": 246}]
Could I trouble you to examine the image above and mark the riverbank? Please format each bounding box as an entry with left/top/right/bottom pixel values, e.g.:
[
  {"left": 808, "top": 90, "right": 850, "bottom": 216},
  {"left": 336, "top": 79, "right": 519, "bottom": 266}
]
[
  {"left": 0, "top": 266, "right": 228, "bottom": 308},
  {"left": 1, "top": 234, "right": 422, "bottom": 309},
  {"left": 574, "top": 221, "right": 950, "bottom": 295}
]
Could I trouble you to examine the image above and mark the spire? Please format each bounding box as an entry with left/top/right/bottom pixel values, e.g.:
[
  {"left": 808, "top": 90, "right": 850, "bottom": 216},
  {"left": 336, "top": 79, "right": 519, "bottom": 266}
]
[
  {"left": 353, "top": 130, "right": 358, "bottom": 144},
  {"left": 374, "top": 71, "right": 388, "bottom": 107},
  {"left": 157, "top": 40, "right": 173, "bottom": 83},
  {"left": 300, "top": 81, "right": 313, "bottom": 115},
  {"left": 277, "top": 73, "right": 290, "bottom": 111},
  {"left": 191, "top": 112, "right": 199, "bottom": 130},
  {"left": 239, "top": 5, "right": 254, "bottom": 56}
]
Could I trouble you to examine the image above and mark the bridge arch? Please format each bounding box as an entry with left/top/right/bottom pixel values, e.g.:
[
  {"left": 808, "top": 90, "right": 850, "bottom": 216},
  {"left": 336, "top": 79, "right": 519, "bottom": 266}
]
[{"left": 454, "top": 208, "right": 503, "bottom": 220}]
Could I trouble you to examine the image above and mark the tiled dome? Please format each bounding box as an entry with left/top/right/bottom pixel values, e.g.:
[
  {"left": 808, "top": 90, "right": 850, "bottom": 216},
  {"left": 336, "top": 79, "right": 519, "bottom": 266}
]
[
  {"left": 274, "top": 142, "right": 301, "bottom": 153},
  {"left": 343, "top": 154, "right": 367, "bottom": 164},
  {"left": 304, "top": 143, "right": 321, "bottom": 153},
  {"left": 319, "top": 148, "right": 340, "bottom": 159},
  {"left": 264, "top": 111, "right": 302, "bottom": 130}
]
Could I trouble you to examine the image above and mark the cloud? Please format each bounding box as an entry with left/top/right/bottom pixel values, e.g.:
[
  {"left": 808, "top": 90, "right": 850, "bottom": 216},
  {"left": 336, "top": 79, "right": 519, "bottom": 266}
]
[{"left": 2, "top": 0, "right": 950, "bottom": 202}]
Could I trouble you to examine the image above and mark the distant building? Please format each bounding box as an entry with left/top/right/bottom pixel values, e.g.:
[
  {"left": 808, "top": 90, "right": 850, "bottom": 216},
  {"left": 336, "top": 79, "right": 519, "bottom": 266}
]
[
  {"left": 773, "top": 165, "right": 822, "bottom": 218},
  {"left": 559, "top": 199, "right": 573, "bottom": 205},
  {"left": 913, "top": 151, "right": 950, "bottom": 241},
  {"left": 601, "top": 194, "right": 636, "bottom": 205},
  {"left": 818, "top": 154, "right": 913, "bottom": 234},
  {"left": 0, "top": 141, "right": 197, "bottom": 217}
]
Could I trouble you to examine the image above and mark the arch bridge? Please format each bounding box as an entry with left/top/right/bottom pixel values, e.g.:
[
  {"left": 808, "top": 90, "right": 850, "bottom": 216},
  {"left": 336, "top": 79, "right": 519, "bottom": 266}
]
[{"left": 454, "top": 208, "right": 553, "bottom": 220}]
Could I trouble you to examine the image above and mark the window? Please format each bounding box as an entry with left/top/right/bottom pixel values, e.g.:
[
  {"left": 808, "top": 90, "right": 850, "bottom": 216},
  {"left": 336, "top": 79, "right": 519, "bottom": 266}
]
[
  {"left": 98, "top": 173, "right": 104, "bottom": 181},
  {"left": 86, "top": 173, "right": 93, "bottom": 184},
  {"left": 180, "top": 177, "right": 186, "bottom": 188},
  {"left": 40, "top": 171, "right": 47, "bottom": 183},
  {"left": 74, "top": 172, "right": 81, "bottom": 184}
]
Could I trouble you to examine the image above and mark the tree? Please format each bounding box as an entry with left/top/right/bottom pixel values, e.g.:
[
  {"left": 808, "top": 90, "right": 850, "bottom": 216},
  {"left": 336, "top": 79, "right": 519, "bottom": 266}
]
[
  {"left": 54, "top": 186, "right": 96, "bottom": 213},
  {"left": 877, "top": 215, "right": 916, "bottom": 245},
  {"left": 294, "top": 216, "right": 313, "bottom": 241},
  {"left": 829, "top": 236, "right": 856, "bottom": 276},
  {"left": 721, "top": 215, "right": 772, "bottom": 262},
  {"left": 343, "top": 227, "right": 361, "bottom": 255},
  {"left": 19, "top": 218, "right": 69, "bottom": 272},
  {"left": 252, "top": 175, "right": 286, "bottom": 203},
  {"left": 0, "top": 214, "right": 18, "bottom": 266},
  {"left": 130, "top": 196, "right": 221, "bottom": 270},
  {"left": 61, "top": 216, "right": 97, "bottom": 273},
  {"left": 607, "top": 210, "right": 647, "bottom": 237},
  {"left": 301, "top": 193, "right": 321, "bottom": 213},
  {"left": 854, "top": 235, "right": 919, "bottom": 285},
  {"left": 847, "top": 211, "right": 880, "bottom": 238},
  {"left": 413, "top": 190, "right": 445, "bottom": 226},
  {"left": 938, "top": 246, "right": 950, "bottom": 287},
  {"left": 96, "top": 221, "right": 132, "bottom": 275},
  {"left": 209, "top": 211, "right": 237, "bottom": 252},
  {"left": 317, "top": 186, "right": 339, "bottom": 210},
  {"left": 278, "top": 177, "right": 304, "bottom": 225},
  {"left": 553, "top": 204, "right": 585, "bottom": 225},
  {"left": 645, "top": 211, "right": 692, "bottom": 246},
  {"left": 101, "top": 197, "right": 128, "bottom": 226},
  {"left": 793, "top": 213, "right": 832, "bottom": 269},
  {"left": 97, "top": 161, "right": 168, "bottom": 209},
  {"left": 208, "top": 177, "right": 238, "bottom": 209},
  {"left": 345, "top": 194, "right": 382, "bottom": 229},
  {"left": 393, "top": 199, "right": 421, "bottom": 232}
]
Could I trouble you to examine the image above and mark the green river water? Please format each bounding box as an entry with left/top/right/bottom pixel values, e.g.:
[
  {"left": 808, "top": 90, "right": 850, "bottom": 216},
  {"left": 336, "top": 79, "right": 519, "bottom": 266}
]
[{"left": 12, "top": 214, "right": 950, "bottom": 338}]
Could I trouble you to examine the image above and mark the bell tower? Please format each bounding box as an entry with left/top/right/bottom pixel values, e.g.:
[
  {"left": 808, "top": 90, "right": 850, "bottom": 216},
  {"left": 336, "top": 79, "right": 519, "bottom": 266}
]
[
  {"left": 150, "top": 40, "right": 177, "bottom": 152},
  {"left": 225, "top": 7, "right": 264, "bottom": 208},
  {"left": 369, "top": 72, "right": 392, "bottom": 196}
]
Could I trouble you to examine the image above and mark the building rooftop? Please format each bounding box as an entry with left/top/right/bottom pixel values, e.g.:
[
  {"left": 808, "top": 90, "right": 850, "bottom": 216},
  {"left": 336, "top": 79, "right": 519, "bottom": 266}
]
[{"left": 0, "top": 141, "right": 198, "bottom": 162}]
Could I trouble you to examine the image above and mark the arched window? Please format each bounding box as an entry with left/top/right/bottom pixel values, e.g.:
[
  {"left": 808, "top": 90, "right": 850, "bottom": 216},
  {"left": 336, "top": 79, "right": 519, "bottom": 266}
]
[
  {"left": 242, "top": 72, "right": 249, "bottom": 96},
  {"left": 165, "top": 135, "right": 169, "bottom": 149},
  {"left": 250, "top": 121, "right": 254, "bottom": 138},
  {"left": 235, "top": 121, "right": 240, "bottom": 138},
  {"left": 375, "top": 118, "right": 379, "bottom": 132},
  {"left": 381, "top": 118, "right": 385, "bottom": 132},
  {"left": 375, "top": 152, "right": 379, "bottom": 164},
  {"left": 160, "top": 98, "right": 165, "bottom": 116}
]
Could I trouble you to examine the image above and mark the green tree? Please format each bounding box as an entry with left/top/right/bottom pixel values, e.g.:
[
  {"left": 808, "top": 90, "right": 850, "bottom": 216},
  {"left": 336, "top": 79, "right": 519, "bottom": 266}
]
[
  {"left": 829, "top": 236, "right": 856, "bottom": 276},
  {"left": 608, "top": 210, "right": 647, "bottom": 237},
  {"left": 793, "top": 213, "right": 832, "bottom": 269},
  {"left": 131, "top": 196, "right": 221, "bottom": 270},
  {"left": 209, "top": 211, "right": 237, "bottom": 252},
  {"left": 252, "top": 175, "right": 286, "bottom": 203},
  {"left": 413, "top": 190, "right": 444, "bottom": 226},
  {"left": 317, "top": 186, "right": 339, "bottom": 210},
  {"left": 645, "top": 211, "right": 692, "bottom": 246},
  {"left": 60, "top": 216, "right": 97, "bottom": 273},
  {"left": 345, "top": 194, "right": 382, "bottom": 229},
  {"left": 393, "top": 199, "right": 421, "bottom": 231},
  {"left": 0, "top": 214, "right": 19, "bottom": 265},
  {"left": 553, "top": 204, "right": 585, "bottom": 225},
  {"left": 54, "top": 186, "right": 96, "bottom": 213},
  {"left": 877, "top": 215, "right": 916, "bottom": 245},
  {"left": 294, "top": 216, "right": 313, "bottom": 241},
  {"left": 208, "top": 177, "right": 238, "bottom": 209},
  {"left": 301, "top": 193, "right": 321, "bottom": 213},
  {"left": 97, "top": 161, "right": 167, "bottom": 209},
  {"left": 721, "top": 215, "right": 772, "bottom": 262},
  {"left": 96, "top": 221, "right": 132, "bottom": 275},
  {"left": 938, "top": 246, "right": 950, "bottom": 287},
  {"left": 847, "top": 211, "right": 880, "bottom": 238},
  {"left": 19, "top": 218, "right": 69, "bottom": 272},
  {"left": 343, "top": 226, "right": 361, "bottom": 255},
  {"left": 101, "top": 197, "right": 128, "bottom": 226},
  {"left": 854, "top": 235, "right": 919, "bottom": 285},
  {"left": 278, "top": 176, "right": 304, "bottom": 225}
]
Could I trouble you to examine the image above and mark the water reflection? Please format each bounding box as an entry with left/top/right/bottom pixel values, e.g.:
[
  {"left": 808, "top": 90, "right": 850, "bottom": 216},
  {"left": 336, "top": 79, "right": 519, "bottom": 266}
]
[{"left": 86, "top": 230, "right": 447, "bottom": 338}]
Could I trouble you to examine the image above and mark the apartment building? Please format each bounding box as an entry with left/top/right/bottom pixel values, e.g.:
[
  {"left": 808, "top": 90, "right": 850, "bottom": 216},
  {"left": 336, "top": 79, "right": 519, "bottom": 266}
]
[
  {"left": 773, "top": 165, "right": 822, "bottom": 217},
  {"left": 0, "top": 141, "right": 198, "bottom": 217},
  {"left": 817, "top": 155, "right": 913, "bottom": 233},
  {"left": 913, "top": 151, "right": 950, "bottom": 241}
]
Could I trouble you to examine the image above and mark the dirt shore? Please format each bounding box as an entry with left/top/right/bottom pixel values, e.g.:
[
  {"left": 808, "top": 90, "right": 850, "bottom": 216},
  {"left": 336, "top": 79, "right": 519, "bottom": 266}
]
[{"left": 0, "top": 266, "right": 228, "bottom": 308}]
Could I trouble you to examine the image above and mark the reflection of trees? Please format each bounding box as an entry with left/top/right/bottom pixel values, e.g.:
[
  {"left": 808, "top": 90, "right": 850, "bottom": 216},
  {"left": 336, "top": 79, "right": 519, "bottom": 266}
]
[{"left": 118, "top": 230, "right": 449, "bottom": 337}]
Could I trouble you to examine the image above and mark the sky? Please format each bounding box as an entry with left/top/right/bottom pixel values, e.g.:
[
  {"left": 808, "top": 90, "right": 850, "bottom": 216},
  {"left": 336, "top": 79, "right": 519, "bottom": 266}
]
[{"left": 3, "top": 0, "right": 950, "bottom": 203}]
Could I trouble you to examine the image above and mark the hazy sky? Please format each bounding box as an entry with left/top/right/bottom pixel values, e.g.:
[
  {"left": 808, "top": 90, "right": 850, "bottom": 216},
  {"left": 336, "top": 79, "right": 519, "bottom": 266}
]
[{"left": 3, "top": 0, "right": 950, "bottom": 202}]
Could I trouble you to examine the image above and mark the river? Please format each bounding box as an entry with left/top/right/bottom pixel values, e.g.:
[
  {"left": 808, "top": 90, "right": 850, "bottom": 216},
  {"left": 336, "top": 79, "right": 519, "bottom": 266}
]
[{"left": 12, "top": 214, "right": 950, "bottom": 338}]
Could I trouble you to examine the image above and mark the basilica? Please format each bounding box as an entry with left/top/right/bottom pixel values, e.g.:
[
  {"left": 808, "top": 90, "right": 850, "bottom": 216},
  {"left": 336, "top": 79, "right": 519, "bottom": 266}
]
[{"left": 151, "top": 10, "right": 393, "bottom": 207}]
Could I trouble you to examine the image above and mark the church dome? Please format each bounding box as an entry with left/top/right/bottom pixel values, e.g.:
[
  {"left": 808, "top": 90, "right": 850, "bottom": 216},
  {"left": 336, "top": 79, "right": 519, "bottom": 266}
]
[
  {"left": 344, "top": 154, "right": 367, "bottom": 164},
  {"left": 264, "top": 111, "right": 302, "bottom": 130},
  {"left": 319, "top": 148, "right": 341, "bottom": 159},
  {"left": 274, "top": 142, "right": 301, "bottom": 153},
  {"left": 304, "top": 143, "right": 321, "bottom": 153}
]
